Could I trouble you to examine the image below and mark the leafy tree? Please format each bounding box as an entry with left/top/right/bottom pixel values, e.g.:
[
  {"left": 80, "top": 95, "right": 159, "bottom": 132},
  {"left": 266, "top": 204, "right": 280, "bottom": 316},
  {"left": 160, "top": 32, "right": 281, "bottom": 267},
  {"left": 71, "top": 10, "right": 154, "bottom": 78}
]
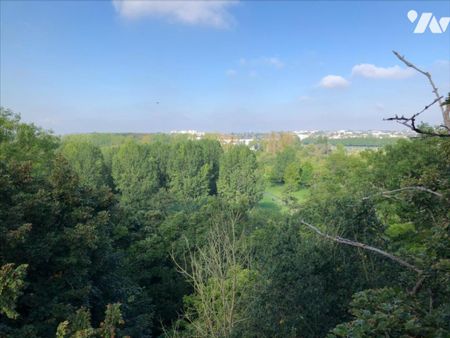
[
  {"left": 325, "top": 138, "right": 450, "bottom": 337},
  {"left": 300, "top": 161, "right": 314, "bottom": 187},
  {"left": 269, "top": 147, "right": 297, "bottom": 183},
  {"left": 112, "top": 141, "right": 161, "bottom": 208},
  {"left": 56, "top": 307, "right": 95, "bottom": 338},
  {"left": 283, "top": 162, "right": 302, "bottom": 190},
  {"left": 217, "top": 145, "right": 263, "bottom": 208},
  {"left": 329, "top": 288, "right": 450, "bottom": 337},
  {"left": 56, "top": 303, "right": 124, "bottom": 338},
  {"left": 263, "top": 132, "right": 300, "bottom": 155},
  {"left": 0, "top": 155, "right": 121, "bottom": 336},
  {"left": 0, "top": 107, "right": 59, "bottom": 175},
  {"left": 98, "top": 303, "right": 124, "bottom": 338},
  {"left": 0, "top": 112, "right": 123, "bottom": 336},
  {"left": 166, "top": 140, "right": 221, "bottom": 200},
  {"left": 123, "top": 197, "right": 232, "bottom": 337},
  {"left": 60, "top": 140, "right": 110, "bottom": 189},
  {"left": 241, "top": 215, "right": 388, "bottom": 338},
  {"left": 0, "top": 264, "right": 28, "bottom": 319}
]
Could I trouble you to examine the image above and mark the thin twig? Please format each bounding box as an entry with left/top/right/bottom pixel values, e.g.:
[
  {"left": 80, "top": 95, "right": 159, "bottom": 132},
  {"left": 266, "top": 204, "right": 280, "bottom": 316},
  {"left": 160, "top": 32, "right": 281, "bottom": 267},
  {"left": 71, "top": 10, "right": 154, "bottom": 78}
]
[{"left": 384, "top": 96, "right": 450, "bottom": 137}]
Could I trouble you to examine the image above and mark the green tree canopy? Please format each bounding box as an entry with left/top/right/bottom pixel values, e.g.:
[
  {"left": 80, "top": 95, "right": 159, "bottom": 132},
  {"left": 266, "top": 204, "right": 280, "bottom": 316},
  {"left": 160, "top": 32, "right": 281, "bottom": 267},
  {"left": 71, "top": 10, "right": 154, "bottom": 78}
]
[
  {"left": 217, "top": 145, "right": 263, "bottom": 208},
  {"left": 60, "top": 140, "right": 110, "bottom": 189}
]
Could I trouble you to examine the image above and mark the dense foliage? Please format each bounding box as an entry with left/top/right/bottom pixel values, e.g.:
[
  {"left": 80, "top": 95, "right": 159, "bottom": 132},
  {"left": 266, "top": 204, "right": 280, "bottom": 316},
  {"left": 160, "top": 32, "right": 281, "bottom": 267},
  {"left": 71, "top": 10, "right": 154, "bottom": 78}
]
[{"left": 1, "top": 107, "right": 449, "bottom": 337}]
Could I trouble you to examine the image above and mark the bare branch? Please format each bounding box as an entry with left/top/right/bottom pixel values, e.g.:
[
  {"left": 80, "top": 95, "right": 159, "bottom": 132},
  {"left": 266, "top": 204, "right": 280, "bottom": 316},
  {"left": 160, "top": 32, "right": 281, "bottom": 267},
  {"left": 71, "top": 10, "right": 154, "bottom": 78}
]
[
  {"left": 171, "top": 218, "right": 251, "bottom": 337},
  {"left": 413, "top": 96, "right": 443, "bottom": 120},
  {"left": 384, "top": 96, "right": 450, "bottom": 137},
  {"left": 299, "top": 220, "right": 423, "bottom": 274},
  {"left": 386, "top": 51, "right": 450, "bottom": 136},
  {"left": 384, "top": 95, "right": 441, "bottom": 123},
  {"left": 392, "top": 51, "right": 450, "bottom": 131},
  {"left": 410, "top": 274, "right": 426, "bottom": 296},
  {"left": 362, "top": 186, "right": 443, "bottom": 200}
]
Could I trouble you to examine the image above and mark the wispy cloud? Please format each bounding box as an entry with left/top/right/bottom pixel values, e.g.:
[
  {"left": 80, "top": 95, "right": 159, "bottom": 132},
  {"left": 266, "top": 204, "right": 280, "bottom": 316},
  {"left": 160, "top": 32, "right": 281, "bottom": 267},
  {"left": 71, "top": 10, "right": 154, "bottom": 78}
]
[
  {"left": 317, "top": 62, "right": 413, "bottom": 90},
  {"left": 249, "top": 70, "right": 258, "bottom": 78},
  {"left": 434, "top": 59, "right": 450, "bottom": 68},
  {"left": 318, "top": 75, "right": 350, "bottom": 89},
  {"left": 112, "top": 0, "right": 237, "bottom": 28},
  {"left": 352, "top": 64, "right": 414, "bottom": 79},
  {"left": 375, "top": 103, "right": 385, "bottom": 112},
  {"left": 226, "top": 69, "right": 237, "bottom": 77},
  {"left": 298, "top": 95, "right": 311, "bottom": 101},
  {"left": 239, "top": 56, "right": 285, "bottom": 69},
  {"left": 262, "top": 57, "right": 284, "bottom": 69}
]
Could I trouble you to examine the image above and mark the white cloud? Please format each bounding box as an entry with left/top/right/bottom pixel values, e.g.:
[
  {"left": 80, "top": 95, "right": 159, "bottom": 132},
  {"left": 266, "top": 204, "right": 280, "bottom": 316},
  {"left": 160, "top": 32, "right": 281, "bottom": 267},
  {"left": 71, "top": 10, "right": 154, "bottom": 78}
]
[
  {"left": 318, "top": 75, "right": 350, "bottom": 89},
  {"left": 226, "top": 69, "right": 237, "bottom": 77},
  {"left": 112, "top": 0, "right": 237, "bottom": 28},
  {"left": 352, "top": 64, "right": 414, "bottom": 79}
]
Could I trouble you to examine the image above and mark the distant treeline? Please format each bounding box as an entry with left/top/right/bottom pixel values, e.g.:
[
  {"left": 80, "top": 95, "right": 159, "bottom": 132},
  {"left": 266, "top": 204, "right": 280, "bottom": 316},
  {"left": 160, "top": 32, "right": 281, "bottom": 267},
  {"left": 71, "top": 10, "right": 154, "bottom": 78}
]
[
  {"left": 63, "top": 132, "right": 407, "bottom": 150},
  {"left": 62, "top": 132, "right": 175, "bottom": 147}
]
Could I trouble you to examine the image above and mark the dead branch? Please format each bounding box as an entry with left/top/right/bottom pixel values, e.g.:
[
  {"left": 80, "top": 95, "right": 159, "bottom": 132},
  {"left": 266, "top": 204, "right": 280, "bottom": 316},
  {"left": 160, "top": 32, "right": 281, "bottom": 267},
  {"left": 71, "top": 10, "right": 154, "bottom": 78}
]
[
  {"left": 387, "top": 51, "right": 450, "bottom": 135},
  {"left": 385, "top": 96, "right": 450, "bottom": 137},
  {"left": 362, "top": 186, "right": 443, "bottom": 200},
  {"left": 300, "top": 220, "right": 428, "bottom": 296},
  {"left": 410, "top": 274, "right": 426, "bottom": 296},
  {"left": 393, "top": 51, "right": 444, "bottom": 113},
  {"left": 299, "top": 220, "right": 423, "bottom": 274},
  {"left": 393, "top": 51, "right": 449, "bottom": 128}
]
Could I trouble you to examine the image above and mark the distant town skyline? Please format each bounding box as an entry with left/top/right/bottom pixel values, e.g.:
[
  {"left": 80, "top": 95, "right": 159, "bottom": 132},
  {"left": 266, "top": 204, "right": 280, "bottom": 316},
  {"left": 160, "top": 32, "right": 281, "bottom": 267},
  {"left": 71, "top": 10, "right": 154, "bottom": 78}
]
[{"left": 1, "top": 1, "right": 449, "bottom": 134}]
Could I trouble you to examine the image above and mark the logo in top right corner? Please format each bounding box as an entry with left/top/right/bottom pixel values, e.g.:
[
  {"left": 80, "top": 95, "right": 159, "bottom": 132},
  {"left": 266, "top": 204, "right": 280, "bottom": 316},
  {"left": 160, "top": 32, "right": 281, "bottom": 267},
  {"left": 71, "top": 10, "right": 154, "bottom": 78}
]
[{"left": 407, "top": 10, "right": 450, "bottom": 34}]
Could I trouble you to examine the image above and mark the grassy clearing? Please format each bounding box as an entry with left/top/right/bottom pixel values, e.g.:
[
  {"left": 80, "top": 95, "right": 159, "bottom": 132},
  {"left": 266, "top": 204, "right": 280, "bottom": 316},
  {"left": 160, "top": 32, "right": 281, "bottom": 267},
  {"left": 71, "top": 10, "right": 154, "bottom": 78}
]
[
  {"left": 259, "top": 192, "right": 282, "bottom": 212},
  {"left": 291, "top": 188, "right": 310, "bottom": 202},
  {"left": 258, "top": 183, "right": 310, "bottom": 212}
]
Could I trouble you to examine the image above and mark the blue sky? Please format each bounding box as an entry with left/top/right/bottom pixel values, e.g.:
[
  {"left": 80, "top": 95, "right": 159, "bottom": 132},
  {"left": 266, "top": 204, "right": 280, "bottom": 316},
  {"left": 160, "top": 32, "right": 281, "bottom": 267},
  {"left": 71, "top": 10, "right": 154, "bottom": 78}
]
[{"left": 1, "top": 0, "right": 449, "bottom": 134}]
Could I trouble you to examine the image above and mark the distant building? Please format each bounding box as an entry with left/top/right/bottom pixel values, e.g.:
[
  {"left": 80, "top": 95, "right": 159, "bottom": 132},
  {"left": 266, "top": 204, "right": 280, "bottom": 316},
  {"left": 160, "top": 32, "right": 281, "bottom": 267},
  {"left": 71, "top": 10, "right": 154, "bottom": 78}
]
[
  {"left": 169, "top": 130, "right": 205, "bottom": 140},
  {"left": 293, "top": 129, "right": 413, "bottom": 140}
]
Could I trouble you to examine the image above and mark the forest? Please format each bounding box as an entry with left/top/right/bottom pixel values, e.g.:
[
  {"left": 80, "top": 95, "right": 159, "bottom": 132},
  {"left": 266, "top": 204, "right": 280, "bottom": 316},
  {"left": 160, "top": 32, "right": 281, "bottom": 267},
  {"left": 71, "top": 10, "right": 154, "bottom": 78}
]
[{"left": 1, "top": 106, "right": 449, "bottom": 337}]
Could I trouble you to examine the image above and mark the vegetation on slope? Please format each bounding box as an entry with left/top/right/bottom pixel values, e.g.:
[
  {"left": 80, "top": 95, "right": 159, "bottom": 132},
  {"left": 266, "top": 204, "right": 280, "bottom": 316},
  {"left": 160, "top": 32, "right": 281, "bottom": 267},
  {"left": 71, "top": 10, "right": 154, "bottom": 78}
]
[{"left": 1, "top": 108, "right": 449, "bottom": 337}]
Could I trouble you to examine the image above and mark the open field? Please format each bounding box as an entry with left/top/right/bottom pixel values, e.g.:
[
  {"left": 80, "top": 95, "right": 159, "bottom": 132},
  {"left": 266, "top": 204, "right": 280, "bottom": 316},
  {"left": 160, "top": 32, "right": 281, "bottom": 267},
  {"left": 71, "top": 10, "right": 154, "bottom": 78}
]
[{"left": 259, "top": 183, "right": 310, "bottom": 211}]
